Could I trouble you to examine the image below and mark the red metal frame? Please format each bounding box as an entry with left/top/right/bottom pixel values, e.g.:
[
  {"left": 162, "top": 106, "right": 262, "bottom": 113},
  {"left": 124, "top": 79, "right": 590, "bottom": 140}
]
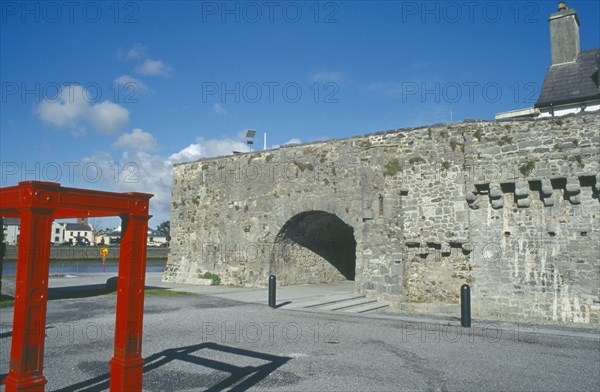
[{"left": 0, "top": 181, "right": 153, "bottom": 391}]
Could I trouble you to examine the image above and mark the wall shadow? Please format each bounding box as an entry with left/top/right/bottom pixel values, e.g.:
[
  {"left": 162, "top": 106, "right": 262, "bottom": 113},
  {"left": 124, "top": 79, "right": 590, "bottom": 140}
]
[
  {"left": 274, "top": 211, "right": 356, "bottom": 281},
  {"left": 52, "top": 342, "right": 291, "bottom": 391}
]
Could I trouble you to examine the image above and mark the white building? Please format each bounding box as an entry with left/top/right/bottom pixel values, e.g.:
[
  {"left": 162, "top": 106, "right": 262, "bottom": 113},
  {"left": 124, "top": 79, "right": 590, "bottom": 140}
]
[
  {"left": 64, "top": 223, "right": 94, "bottom": 245},
  {"left": 2, "top": 217, "right": 20, "bottom": 245},
  {"left": 51, "top": 222, "right": 66, "bottom": 245}
]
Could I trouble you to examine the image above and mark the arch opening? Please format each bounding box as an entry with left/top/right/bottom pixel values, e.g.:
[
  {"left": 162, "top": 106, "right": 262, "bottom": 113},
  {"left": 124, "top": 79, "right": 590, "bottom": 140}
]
[{"left": 271, "top": 211, "right": 356, "bottom": 285}]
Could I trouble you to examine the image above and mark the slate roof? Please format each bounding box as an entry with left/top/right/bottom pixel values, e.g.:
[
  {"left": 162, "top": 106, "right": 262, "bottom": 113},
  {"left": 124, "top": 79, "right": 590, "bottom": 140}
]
[
  {"left": 536, "top": 48, "right": 600, "bottom": 108},
  {"left": 65, "top": 223, "right": 92, "bottom": 231},
  {"left": 1, "top": 217, "right": 20, "bottom": 225}
]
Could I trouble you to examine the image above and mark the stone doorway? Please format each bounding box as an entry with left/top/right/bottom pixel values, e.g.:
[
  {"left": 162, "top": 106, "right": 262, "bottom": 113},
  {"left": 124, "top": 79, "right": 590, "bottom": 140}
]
[{"left": 270, "top": 211, "right": 356, "bottom": 285}]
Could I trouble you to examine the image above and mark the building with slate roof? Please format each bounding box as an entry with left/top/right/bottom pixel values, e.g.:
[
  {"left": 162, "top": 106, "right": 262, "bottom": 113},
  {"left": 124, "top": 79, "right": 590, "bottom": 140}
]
[
  {"left": 496, "top": 2, "right": 599, "bottom": 120},
  {"left": 64, "top": 222, "right": 94, "bottom": 245}
]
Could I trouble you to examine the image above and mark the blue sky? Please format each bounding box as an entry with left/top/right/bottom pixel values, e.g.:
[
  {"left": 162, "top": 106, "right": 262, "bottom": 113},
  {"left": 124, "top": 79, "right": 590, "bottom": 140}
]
[{"left": 1, "top": 0, "right": 599, "bottom": 227}]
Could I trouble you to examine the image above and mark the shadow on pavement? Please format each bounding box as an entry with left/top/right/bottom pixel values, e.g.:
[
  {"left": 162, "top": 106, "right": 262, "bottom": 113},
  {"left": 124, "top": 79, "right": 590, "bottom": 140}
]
[
  {"left": 47, "top": 284, "right": 114, "bottom": 300},
  {"left": 54, "top": 342, "right": 291, "bottom": 391},
  {"left": 46, "top": 277, "right": 167, "bottom": 300},
  {"left": 276, "top": 301, "right": 292, "bottom": 309}
]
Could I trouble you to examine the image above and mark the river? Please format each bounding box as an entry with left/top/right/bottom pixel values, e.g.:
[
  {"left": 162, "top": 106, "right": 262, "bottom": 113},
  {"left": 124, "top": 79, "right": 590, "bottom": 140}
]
[{"left": 0, "top": 259, "right": 167, "bottom": 275}]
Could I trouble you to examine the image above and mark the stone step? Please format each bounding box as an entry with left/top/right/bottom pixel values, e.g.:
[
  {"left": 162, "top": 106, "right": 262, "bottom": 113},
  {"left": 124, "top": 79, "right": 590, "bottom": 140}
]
[
  {"left": 310, "top": 297, "right": 377, "bottom": 311},
  {"left": 341, "top": 301, "right": 390, "bottom": 314},
  {"left": 301, "top": 295, "right": 365, "bottom": 309}
]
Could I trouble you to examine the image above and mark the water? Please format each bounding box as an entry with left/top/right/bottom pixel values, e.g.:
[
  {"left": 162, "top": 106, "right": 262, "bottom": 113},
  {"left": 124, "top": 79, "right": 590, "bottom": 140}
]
[{"left": 0, "top": 260, "right": 166, "bottom": 275}]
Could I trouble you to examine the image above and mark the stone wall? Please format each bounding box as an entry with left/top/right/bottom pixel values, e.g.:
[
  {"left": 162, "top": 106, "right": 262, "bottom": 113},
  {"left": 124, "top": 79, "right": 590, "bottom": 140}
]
[{"left": 163, "top": 113, "right": 600, "bottom": 326}]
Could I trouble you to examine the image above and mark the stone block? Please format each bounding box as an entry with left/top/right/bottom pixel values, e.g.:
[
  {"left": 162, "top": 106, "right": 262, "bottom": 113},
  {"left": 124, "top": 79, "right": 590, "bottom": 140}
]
[
  {"left": 515, "top": 181, "right": 529, "bottom": 198},
  {"left": 569, "top": 194, "right": 581, "bottom": 204},
  {"left": 489, "top": 185, "right": 502, "bottom": 199},
  {"left": 465, "top": 191, "right": 476, "bottom": 203},
  {"left": 517, "top": 197, "right": 530, "bottom": 208},
  {"left": 543, "top": 198, "right": 554, "bottom": 207},
  {"left": 491, "top": 198, "right": 504, "bottom": 209},
  {"left": 541, "top": 178, "right": 553, "bottom": 197},
  {"left": 441, "top": 243, "right": 451, "bottom": 255},
  {"left": 391, "top": 264, "right": 403, "bottom": 276},
  {"left": 566, "top": 177, "right": 581, "bottom": 194}
]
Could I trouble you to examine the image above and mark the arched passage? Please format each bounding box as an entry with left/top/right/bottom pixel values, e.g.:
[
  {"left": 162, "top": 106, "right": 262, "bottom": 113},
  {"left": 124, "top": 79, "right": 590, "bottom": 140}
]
[{"left": 271, "top": 211, "right": 356, "bottom": 286}]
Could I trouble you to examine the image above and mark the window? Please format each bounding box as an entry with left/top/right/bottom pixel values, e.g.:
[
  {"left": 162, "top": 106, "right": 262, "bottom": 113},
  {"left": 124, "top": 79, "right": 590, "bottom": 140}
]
[{"left": 55, "top": 228, "right": 60, "bottom": 234}]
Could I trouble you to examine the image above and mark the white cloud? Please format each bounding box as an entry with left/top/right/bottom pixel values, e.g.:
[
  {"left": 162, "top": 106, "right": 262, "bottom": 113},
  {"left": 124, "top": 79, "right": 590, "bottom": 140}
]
[
  {"left": 81, "top": 135, "right": 250, "bottom": 221},
  {"left": 36, "top": 85, "right": 129, "bottom": 134},
  {"left": 87, "top": 101, "right": 130, "bottom": 134},
  {"left": 114, "top": 75, "right": 150, "bottom": 93},
  {"left": 136, "top": 59, "right": 172, "bottom": 77},
  {"left": 213, "top": 102, "right": 227, "bottom": 115},
  {"left": 113, "top": 128, "right": 157, "bottom": 152},
  {"left": 168, "top": 137, "right": 248, "bottom": 164},
  {"left": 118, "top": 44, "right": 147, "bottom": 61},
  {"left": 83, "top": 150, "right": 173, "bottom": 217}
]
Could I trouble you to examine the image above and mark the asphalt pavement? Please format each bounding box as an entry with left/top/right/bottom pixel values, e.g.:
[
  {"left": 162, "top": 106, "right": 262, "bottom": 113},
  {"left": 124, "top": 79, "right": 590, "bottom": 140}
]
[{"left": 0, "top": 272, "right": 598, "bottom": 391}]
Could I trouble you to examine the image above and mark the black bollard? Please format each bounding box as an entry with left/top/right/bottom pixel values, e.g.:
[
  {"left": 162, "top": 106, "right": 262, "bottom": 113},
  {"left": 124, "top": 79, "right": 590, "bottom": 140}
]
[
  {"left": 268, "top": 275, "right": 276, "bottom": 309},
  {"left": 460, "top": 284, "right": 471, "bottom": 327}
]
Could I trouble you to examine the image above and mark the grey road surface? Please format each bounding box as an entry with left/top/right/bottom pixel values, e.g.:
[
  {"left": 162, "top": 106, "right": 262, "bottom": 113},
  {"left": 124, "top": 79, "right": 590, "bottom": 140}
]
[{"left": 0, "top": 276, "right": 599, "bottom": 391}]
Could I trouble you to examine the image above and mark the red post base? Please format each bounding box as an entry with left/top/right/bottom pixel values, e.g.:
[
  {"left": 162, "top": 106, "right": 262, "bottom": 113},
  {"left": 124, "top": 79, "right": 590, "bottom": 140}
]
[
  {"left": 3, "top": 373, "right": 47, "bottom": 392},
  {"left": 109, "top": 357, "right": 144, "bottom": 391}
]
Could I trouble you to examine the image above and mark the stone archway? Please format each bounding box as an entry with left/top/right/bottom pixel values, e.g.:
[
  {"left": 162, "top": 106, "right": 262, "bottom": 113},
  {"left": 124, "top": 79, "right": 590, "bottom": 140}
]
[{"left": 270, "top": 211, "right": 356, "bottom": 286}]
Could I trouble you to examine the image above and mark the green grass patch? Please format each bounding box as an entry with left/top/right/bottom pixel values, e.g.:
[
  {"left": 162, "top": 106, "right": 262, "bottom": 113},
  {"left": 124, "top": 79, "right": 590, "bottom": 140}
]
[
  {"left": 1, "top": 299, "right": 14, "bottom": 308},
  {"left": 293, "top": 161, "right": 314, "bottom": 172},
  {"left": 384, "top": 159, "right": 402, "bottom": 177},
  {"left": 144, "top": 289, "right": 196, "bottom": 297},
  {"left": 201, "top": 272, "right": 221, "bottom": 285},
  {"left": 408, "top": 156, "right": 426, "bottom": 165},
  {"left": 519, "top": 160, "right": 537, "bottom": 177}
]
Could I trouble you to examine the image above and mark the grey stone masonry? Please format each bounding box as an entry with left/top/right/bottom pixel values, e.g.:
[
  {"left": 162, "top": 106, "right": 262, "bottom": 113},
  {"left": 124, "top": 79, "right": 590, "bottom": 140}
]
[{"left": 164, "top": 113, "right": 600, "bottom": 326}]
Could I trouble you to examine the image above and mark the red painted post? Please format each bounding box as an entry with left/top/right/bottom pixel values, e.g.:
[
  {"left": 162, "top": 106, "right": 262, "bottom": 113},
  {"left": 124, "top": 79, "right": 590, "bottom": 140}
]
[
  {"left": 109, "top": 208, "right": 150, "bottom": 391},
  {"left": 1, "top": 181, "right": 152, "bottom": 391},
  {"left": 3, "top": 208, "right": 54, "bottom": 391}
]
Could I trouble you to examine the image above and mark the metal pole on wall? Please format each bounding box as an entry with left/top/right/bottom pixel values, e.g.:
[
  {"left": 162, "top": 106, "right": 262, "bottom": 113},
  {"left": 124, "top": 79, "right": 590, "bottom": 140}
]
[
  {"left": 268, "top": 275, "right": 276, "bottom": 308},
  {"left": 461, "top": 284, "right": 471, "bottom": 327}
]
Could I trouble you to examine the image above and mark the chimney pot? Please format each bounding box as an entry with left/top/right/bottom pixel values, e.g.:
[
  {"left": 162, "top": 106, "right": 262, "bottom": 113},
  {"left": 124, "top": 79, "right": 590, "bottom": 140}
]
[{"left": 558, "top": 2, "right": 567, "bottom": 12}]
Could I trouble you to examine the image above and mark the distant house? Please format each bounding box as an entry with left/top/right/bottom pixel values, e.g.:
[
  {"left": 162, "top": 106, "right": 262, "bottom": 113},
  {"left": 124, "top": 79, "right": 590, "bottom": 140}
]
[
  {"left": 147, "top": 229, "right": 168, "bottom": 246},
  {"left": 64, "top": 223, "right": 94, "bottom": 245},
  {"left": 95, "top": 230, "right": 121, "bottom": 246},
  {"left": 2, "top": 218, "right": 84, "bottom": 245},
  {"left": 51, "top": 222, "right": 66, "bottom": 244},
  {"left": 2, "top": 217, "right": 20, "bottom": 245},
  {"left": 495, "top": 2, "right": 599, "bottom": 120}
]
